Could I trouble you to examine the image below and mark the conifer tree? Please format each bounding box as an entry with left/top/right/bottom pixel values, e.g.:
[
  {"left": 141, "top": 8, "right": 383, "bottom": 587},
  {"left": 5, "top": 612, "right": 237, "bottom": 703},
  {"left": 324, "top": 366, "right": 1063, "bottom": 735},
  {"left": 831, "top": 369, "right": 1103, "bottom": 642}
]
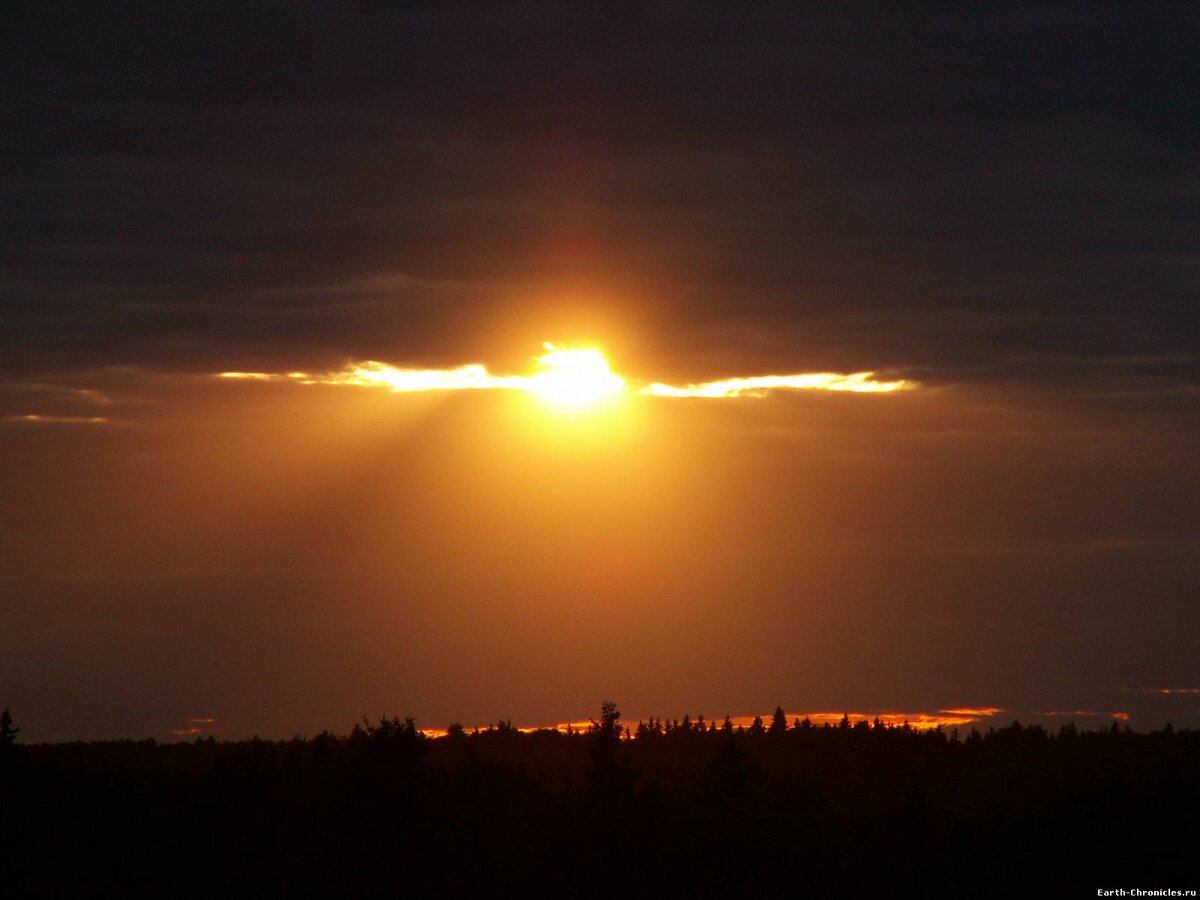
[{"left": 0, "top": 707, "right": 18, "bottom": 747}]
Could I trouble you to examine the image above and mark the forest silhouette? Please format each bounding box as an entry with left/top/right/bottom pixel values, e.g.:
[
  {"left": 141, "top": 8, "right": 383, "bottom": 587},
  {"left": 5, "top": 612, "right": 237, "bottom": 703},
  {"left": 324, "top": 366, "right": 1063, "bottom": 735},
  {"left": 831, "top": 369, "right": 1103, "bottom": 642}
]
[{"left": 4, "top": 703, "right": 1196, "bottom": 895}]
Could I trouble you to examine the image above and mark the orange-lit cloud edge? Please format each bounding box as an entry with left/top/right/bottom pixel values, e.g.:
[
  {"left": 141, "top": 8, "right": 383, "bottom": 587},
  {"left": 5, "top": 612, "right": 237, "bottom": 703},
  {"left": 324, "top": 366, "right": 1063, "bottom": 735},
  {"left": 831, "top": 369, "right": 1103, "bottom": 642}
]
[{"left": 217, "top": 345, "right": 912, "bottom": 399}]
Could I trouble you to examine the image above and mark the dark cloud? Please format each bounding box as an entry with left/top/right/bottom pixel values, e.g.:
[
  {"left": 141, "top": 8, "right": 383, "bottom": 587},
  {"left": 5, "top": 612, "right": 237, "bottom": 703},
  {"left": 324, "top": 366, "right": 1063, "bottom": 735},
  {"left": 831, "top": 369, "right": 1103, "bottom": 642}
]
[{"left": 2, "top": 1, "right": 1197, "bottom": 391}]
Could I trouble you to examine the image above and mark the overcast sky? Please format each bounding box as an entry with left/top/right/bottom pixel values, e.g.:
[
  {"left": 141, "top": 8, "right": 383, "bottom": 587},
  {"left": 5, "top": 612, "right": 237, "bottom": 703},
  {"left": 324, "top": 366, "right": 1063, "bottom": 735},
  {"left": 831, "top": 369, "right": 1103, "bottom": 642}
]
[{"left": 3, "top": 2, "right": 1198, "bottom": 740}]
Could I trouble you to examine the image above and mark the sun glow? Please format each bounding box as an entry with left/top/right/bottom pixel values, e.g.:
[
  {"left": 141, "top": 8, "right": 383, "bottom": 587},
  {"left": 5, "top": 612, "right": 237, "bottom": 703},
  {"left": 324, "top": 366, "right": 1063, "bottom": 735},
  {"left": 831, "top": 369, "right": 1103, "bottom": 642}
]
[{"left": 525, "top": 345, "right": 626, "bottom": 409}]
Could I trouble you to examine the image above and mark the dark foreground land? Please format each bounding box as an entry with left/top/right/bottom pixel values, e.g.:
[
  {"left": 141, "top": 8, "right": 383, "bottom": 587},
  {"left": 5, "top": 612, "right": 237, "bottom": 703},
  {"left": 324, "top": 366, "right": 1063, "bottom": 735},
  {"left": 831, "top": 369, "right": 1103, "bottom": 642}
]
[{"left": 5, "top": 708, "right": 1197, "bottom": 897}]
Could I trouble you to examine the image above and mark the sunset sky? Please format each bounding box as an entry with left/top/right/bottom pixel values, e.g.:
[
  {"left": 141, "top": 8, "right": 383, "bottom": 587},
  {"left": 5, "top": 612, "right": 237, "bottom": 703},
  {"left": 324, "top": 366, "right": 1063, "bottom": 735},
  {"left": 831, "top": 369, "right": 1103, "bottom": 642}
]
[{"left": 3, "top": 2, "right": 1198, "bottom": 741}]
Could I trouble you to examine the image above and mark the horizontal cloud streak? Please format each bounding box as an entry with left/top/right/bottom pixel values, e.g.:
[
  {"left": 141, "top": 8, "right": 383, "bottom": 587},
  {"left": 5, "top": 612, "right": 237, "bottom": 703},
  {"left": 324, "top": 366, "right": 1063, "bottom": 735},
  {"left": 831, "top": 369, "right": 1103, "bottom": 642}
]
[
  {"left": 3, "top": 414, "right": 109, "bottom": 425},
  {"left": 1037, "top": 710, "right": 1099, "bottom": 717},
  {"left": 640, "top": 372, "right": 911, "bottom": 397},
  {"left": 219, "top": 355, "right": 912, "bottom": 400},
  {"left": 220, "top": 363, "right": 524, "bottom": 392}
]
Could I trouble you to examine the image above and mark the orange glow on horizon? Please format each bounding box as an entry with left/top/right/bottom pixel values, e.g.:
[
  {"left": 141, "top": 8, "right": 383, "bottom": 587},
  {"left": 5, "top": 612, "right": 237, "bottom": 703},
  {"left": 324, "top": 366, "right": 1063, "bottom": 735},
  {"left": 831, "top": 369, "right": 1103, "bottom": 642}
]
[
  {"left": 418, "top": 720, "right": 596, "bottom": 740},
  {"left": 417, "top": 708, "right": 1003, "bottom": 739},
  {"left": 754, "top": 710, "right": 999, "bottom": 731}
]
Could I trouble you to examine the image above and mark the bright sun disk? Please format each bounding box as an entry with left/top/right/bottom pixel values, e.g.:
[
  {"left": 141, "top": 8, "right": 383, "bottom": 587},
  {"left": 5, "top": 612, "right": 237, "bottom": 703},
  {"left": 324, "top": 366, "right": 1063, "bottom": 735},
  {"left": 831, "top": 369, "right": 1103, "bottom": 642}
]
[{"left": 526, "top": 344, "right": 626, "bottom": 409}]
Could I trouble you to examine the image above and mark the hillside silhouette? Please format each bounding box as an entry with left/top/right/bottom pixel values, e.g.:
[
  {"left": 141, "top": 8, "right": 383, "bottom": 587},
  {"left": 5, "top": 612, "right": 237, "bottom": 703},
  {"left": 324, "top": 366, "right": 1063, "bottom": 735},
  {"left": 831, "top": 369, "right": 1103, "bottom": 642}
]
[{"left": 4, "top": 704, "right": 1196, "bottom": 896}]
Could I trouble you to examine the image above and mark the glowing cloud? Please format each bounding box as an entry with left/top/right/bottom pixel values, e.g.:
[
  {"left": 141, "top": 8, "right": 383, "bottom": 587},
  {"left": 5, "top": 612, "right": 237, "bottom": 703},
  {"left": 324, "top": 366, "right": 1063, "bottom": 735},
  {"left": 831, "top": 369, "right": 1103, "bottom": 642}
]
[
  {"left": 219, "top": 344, "right": 625, "bottom": 407},
  {"left": 940, "top": 706, "right": 1005, "bottom": 717},
  {"left": 321, "top": 362, "right": 522, "bottom": 393},
  {"left": 218, "top": 345, "right": 913, "bottom": 404},
  {"left": 640, "top": 371, "right": 909, "bottom": 397},
  {"left": 220, "top": 363, "right": 517, "bottom": 390},
  {"left": 215, "top": 372, "right": 286, "bottom": 382}
]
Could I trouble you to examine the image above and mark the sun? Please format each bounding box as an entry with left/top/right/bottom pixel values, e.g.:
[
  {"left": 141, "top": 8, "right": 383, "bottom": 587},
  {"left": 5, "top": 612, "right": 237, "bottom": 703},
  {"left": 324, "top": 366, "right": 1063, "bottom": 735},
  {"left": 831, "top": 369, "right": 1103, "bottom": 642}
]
[{"left": 526, "top": 344, "right": 626, "bottom": 409}]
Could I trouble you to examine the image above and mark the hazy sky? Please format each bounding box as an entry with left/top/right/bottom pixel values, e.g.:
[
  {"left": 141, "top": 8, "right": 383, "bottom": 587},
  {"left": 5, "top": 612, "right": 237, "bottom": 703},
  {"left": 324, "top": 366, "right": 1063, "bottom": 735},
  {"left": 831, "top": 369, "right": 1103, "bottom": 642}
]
[{"left": 3, "top": 2, "right": 1198, "bottom": 740}]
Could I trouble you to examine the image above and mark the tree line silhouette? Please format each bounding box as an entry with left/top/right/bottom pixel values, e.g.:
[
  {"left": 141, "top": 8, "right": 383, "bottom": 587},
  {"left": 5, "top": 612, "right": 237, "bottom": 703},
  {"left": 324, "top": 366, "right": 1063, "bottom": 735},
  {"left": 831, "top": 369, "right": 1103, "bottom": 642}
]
[{"left": 3, "top": 703, "right": 1196, "bottom": 895}]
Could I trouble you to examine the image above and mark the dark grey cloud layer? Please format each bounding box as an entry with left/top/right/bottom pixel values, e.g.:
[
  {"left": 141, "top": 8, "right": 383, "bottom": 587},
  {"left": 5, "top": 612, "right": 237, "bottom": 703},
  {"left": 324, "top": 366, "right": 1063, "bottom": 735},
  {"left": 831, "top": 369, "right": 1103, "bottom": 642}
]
[{"left": 3, "top": 1, "right": 1198, "bottom": 389}]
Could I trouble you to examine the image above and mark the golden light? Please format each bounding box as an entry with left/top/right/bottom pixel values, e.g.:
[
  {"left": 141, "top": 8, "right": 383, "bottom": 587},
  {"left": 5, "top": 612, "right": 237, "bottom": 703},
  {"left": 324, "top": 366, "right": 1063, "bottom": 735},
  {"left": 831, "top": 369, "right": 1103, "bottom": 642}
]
[
  {"left": 525, "top": 344, "right": 626, "bottom": 409},
  {"left": 639, "top": 371, "right": 910, "bottom": 397},
  {"left": 216, "top": 343, "right": 914, "bottom": 405}
]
